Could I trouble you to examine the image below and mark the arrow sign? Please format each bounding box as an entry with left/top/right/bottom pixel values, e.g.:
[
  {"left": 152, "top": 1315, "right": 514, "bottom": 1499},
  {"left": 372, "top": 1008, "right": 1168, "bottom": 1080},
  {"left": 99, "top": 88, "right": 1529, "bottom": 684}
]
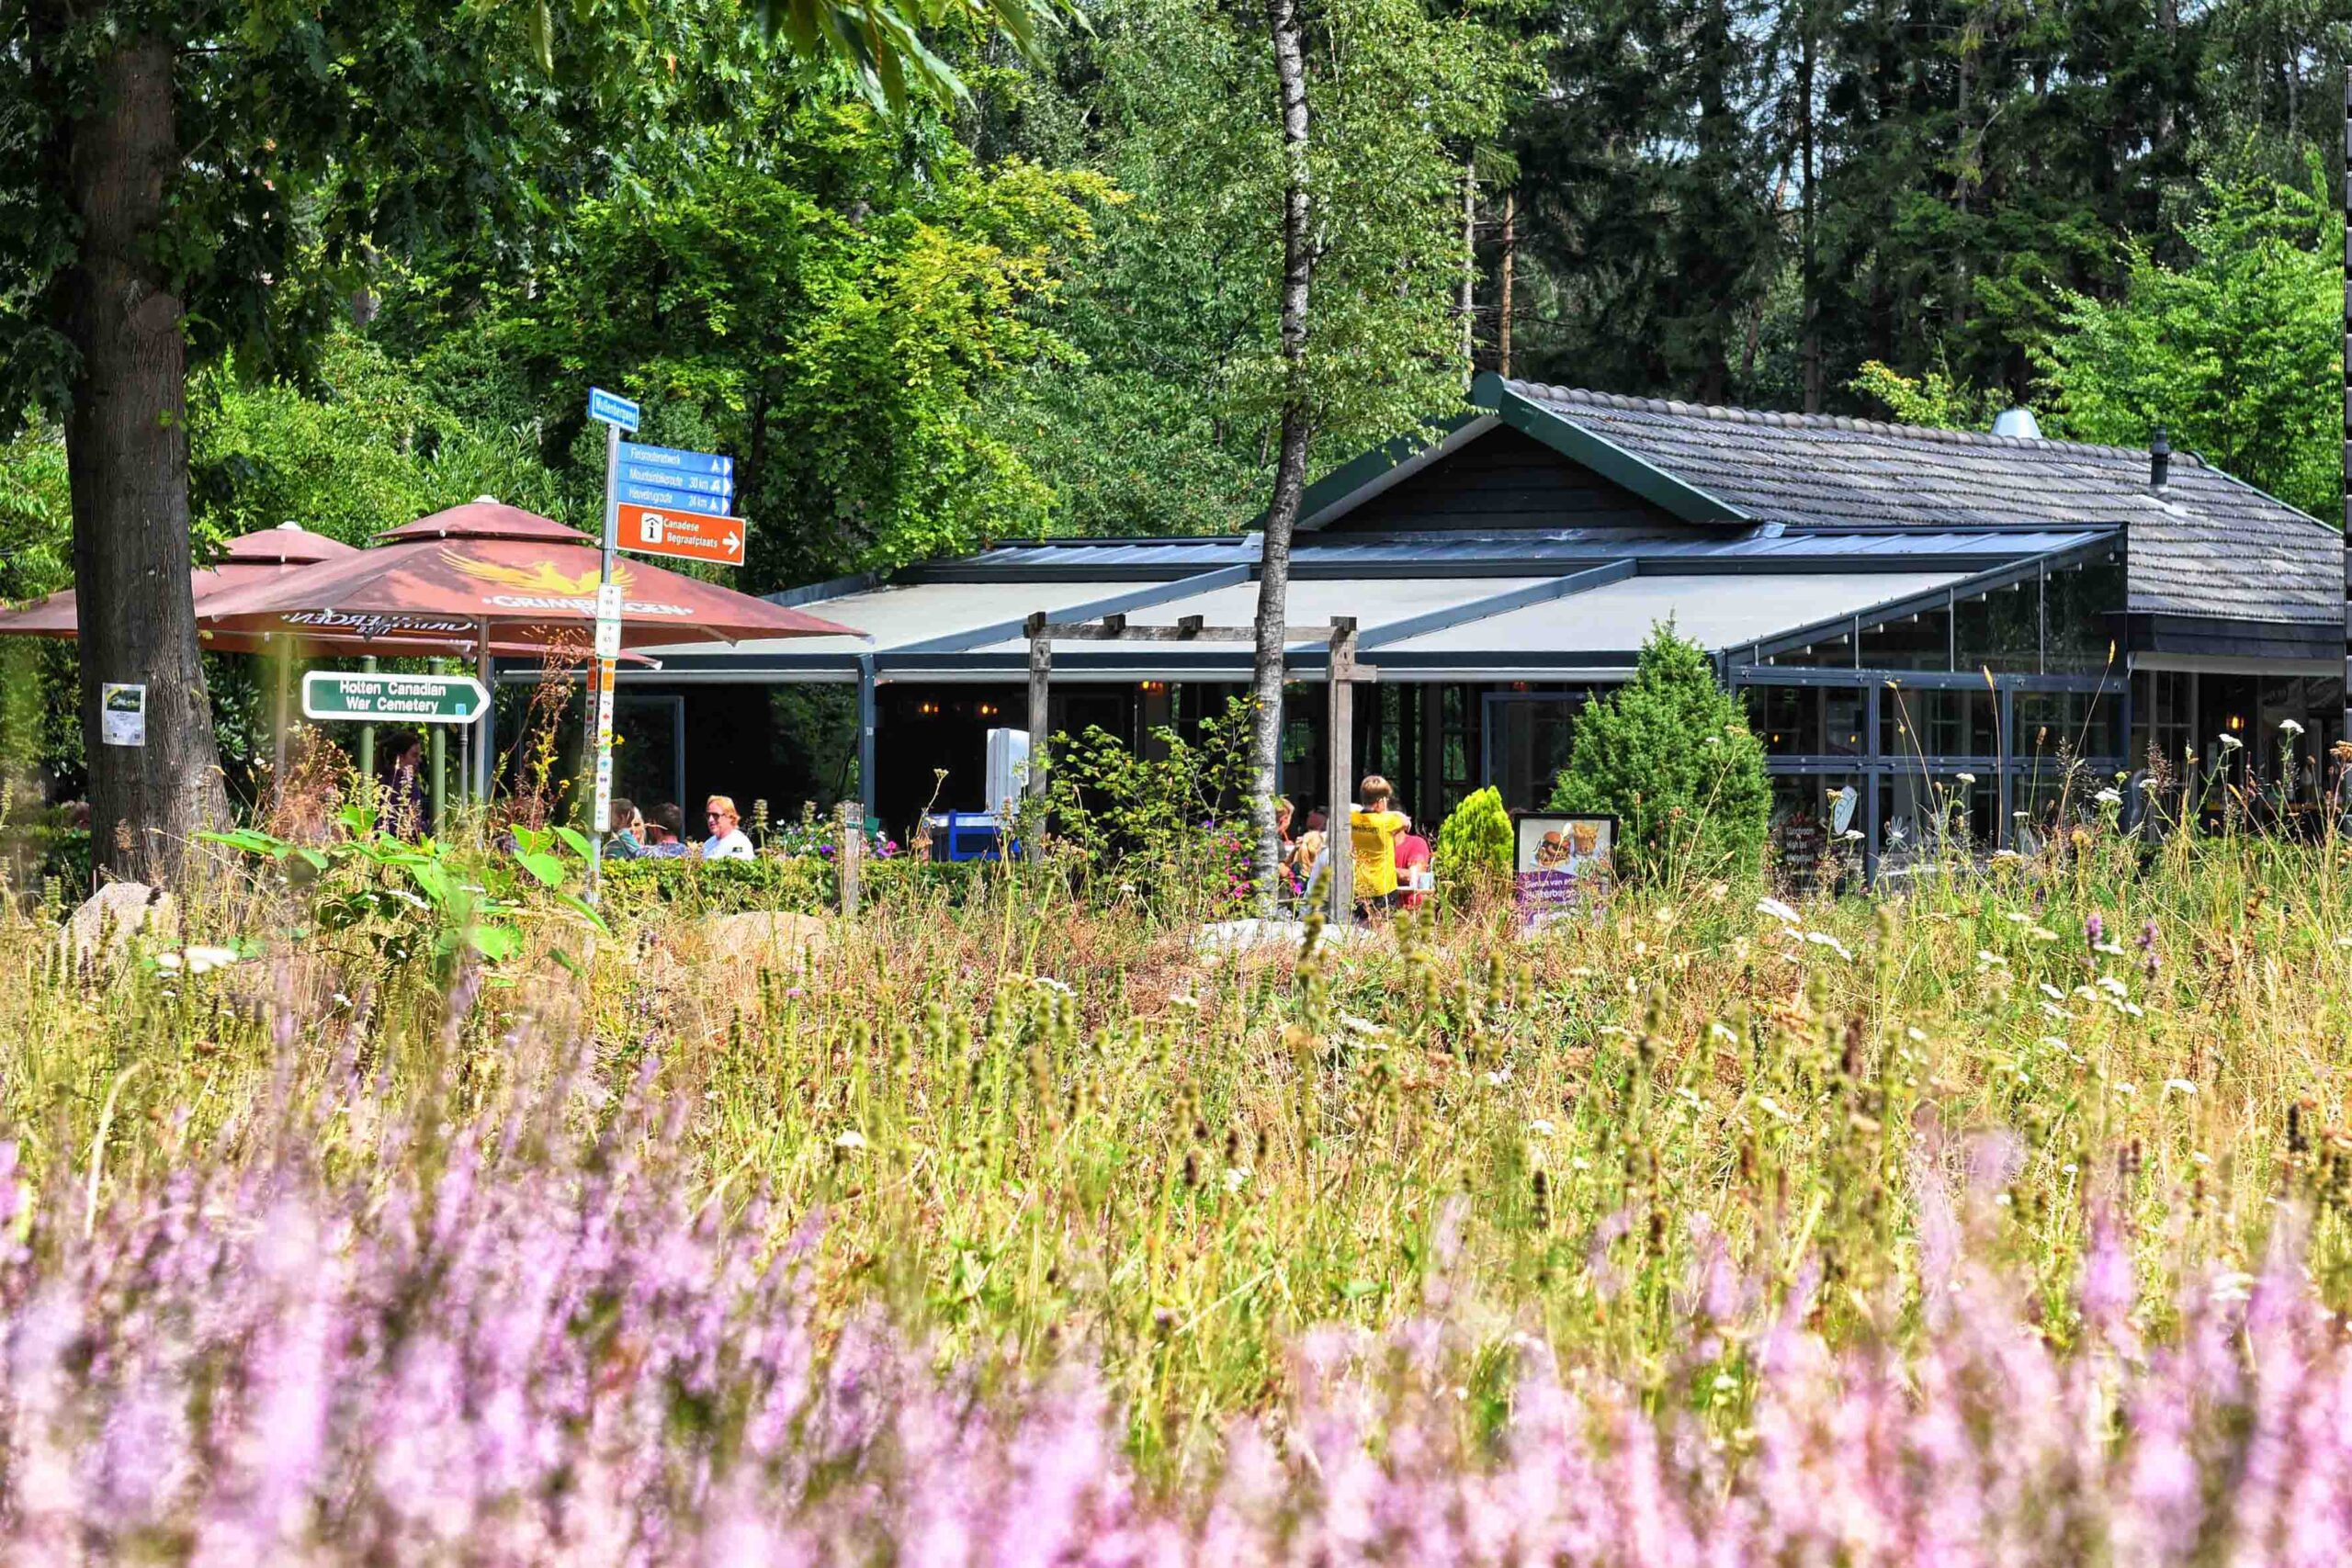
[
  {"left": 588, "top": 387, "right": 639, "bottom": 432},
  {"left": 617, "top": 502, "right": 746, "bottom": 567},
  {"left": 616, "top": 479, "right": 733, "bottom": 517},
  {"left": 618, "top": 441, "right": 732, "bottom": 479},
  {"left": 620, "top": 463, "right": 733, "bottom": 499},
  {"left": 303, "top": 671, "right": 489, "bottom": 724}
]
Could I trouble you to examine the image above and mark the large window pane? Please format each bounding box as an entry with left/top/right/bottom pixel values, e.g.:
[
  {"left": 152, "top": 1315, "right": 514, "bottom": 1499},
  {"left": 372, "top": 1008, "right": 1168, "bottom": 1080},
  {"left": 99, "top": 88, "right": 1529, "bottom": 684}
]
[
  {"left": 1860, "top": 605, "right": 1951, "bottom": 671},
  {"left": 1882, "top": 688, "right": 1996, "bottom": 759},
  {"left": 1954, "top": 581, "right": 2040, "bottom": 673},
  {"left": 2044, "top": 558, "right": 2125, "bottom": 675}
]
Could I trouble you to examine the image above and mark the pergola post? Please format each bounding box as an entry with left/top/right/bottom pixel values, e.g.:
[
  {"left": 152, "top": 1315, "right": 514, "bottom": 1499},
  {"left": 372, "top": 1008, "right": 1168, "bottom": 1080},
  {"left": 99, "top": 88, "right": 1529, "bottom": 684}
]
[
  {"left": 1326, "top": 618, "right": 1359, "bottom": 927},
  {"left": 1025, "top": 611, "right": 1050, "bottom": 863},
  {"left": 427, "top": 657, "right": 447, "bottom": 831},
  {"left": 475, "top": 621, "right": 494, "bottom": 802}
]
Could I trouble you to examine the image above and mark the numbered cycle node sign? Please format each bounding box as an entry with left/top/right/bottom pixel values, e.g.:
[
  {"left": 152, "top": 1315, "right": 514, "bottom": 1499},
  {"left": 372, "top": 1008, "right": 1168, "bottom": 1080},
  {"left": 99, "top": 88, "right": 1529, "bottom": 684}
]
[
  {"left": 618, "top": 502, "right": 746, "bottom": 567},
  {"left": 302, "top": 671, "right": 490, "bottom": 724}
]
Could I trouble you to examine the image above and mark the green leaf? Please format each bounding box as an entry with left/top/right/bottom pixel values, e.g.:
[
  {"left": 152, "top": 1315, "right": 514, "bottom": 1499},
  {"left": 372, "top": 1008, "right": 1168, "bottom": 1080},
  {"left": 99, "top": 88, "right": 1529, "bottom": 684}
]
[
  {"left": 550, "top": 889, "right": 612, "bottom": 934},
  {"left": 469, "top": 923, "right": 522, "bottom": 962},
  {"left": 551, "top": 825, "right": 594, "bottom": 859},
  {"left": 515, "top": 850, "right": 565, "bottom": 887}
]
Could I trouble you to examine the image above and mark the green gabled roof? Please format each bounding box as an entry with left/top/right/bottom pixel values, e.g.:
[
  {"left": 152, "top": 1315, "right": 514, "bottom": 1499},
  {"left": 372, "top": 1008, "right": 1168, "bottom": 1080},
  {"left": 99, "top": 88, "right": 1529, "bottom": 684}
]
[{"left": 1467, "top": 372, "right": 1751, "bottom": 525}]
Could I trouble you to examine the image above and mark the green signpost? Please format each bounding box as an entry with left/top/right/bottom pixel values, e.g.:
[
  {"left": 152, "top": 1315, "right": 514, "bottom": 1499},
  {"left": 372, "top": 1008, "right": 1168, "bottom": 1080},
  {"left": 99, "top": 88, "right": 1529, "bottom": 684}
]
[{"left": 302, "top": 671, "right": 489, "bottom": 725}]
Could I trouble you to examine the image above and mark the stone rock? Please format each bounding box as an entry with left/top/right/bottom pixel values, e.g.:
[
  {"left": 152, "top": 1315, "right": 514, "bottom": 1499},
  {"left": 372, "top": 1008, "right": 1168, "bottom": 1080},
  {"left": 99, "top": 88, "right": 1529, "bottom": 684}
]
[
  {"left": 678, "top": 910, "right": 833, "bottom": 970},
  {"left": 62, "top": 882, "right": 179, "bottom": 967}
]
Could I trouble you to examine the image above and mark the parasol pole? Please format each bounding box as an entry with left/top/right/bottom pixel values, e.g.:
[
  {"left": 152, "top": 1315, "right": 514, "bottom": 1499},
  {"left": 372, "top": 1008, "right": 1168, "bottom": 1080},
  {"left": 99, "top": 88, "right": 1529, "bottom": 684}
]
[
  {"left": 356, "top": 654, "right": 377, "bottom": 780},
  {"left": 270, "top": 637, "right": 291, "bottom": 798},
  {"left": 428, "top": 657, "right": 447, "bottom": 832},
  {"left": 476, "top": 617, "right": 494, "bottom": 804}
]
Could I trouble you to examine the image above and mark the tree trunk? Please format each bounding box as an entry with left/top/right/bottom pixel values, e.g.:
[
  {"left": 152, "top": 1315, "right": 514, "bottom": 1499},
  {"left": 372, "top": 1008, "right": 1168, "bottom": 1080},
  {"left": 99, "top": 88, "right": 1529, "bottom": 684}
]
[
  {"left": 1498, "top": 190, "right": 1514, "bottom": 378},
  {"left": 1249, "top": 0, "right": 1314, "bottom": 912},
  {"left": 63, "top": 35, "right": 223, "bottom": 884},
  {"left": 1798, "top": 8, "right": 1821, "bottom": 412}
]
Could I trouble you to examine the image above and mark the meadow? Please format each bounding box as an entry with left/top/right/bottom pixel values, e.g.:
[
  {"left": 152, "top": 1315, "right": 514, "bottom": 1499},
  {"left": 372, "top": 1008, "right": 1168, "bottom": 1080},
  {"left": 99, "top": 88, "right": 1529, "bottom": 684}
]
[{"left": 6, "top": 818, "right": 2352, "bottom": 1561}]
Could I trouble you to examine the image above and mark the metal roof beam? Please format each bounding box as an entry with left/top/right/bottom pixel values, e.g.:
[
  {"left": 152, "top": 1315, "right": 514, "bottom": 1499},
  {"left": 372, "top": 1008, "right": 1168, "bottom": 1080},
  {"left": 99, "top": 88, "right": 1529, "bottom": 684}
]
[
  {"left": 1742, "top": 536, "right": 2119, "bottom": 661},
  {"left": 1357, "top": 560, "right": 1636, "bottom": 651},
  {"left": 889, "top": 564, "right": 1253, "bottom": 656}
]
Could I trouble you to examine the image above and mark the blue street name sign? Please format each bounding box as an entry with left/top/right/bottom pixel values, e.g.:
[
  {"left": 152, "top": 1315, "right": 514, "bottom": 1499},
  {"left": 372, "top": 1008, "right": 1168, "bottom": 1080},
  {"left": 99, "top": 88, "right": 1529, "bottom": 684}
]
[
  {"left": 588, "top": 387, "right": 640, "bottom": 431},
  {"left": 616, "top": 481, "right": 733, "bottom": 517},
  {"left": 618, "top": 441, "right": 732, "bottom": 479},
  {"left": 620, "top": 463, "right": 733, "bottom": 499}
]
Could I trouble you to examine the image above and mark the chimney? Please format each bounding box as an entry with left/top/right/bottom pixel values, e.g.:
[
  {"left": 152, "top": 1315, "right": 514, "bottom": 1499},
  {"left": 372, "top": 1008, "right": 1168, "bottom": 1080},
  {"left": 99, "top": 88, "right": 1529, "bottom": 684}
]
[
  {"left": 1991, "top": 407, "right": 2042, "bottom": 440},
  {"left": 2149, "top": 426, "right": 2170, "bottom": 489}
]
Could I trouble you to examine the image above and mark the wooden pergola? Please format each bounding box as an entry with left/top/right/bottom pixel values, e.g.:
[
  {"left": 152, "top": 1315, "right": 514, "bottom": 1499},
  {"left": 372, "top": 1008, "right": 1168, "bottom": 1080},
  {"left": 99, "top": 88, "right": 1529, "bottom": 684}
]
[{"left": 1023, "top": 612, "right": 1374, "bottom": 924}]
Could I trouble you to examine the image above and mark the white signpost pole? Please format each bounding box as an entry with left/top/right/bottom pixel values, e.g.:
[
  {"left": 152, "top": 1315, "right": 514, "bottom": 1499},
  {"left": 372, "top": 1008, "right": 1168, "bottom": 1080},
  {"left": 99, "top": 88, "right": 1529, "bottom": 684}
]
[{"left": 588, "top": 413, "right": 623, "bottom": 905}]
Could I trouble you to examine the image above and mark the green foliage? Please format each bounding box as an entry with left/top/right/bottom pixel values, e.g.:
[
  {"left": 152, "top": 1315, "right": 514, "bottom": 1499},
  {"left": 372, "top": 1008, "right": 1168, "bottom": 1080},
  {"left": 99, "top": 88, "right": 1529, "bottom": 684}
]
[
  {"left": 189, "top": 332, "right": 570, "bottom": 551},
  {"left": 1431, "top": 785, "right": 1515, "bottom": 905},
  {"left": 200, "top": 806, "right": 605, "bottom": 973},
  {"left": 503, "top": 101, "right": 1117, "bottom": 580},
  {"left": 1547, "top": 625, "right": 1770, "bottom": 880},
  {"left": 1849, "top": 358, "right": 1996, "bottom": 432},
  {"left": 0, "top": 424, "right": 70, "bottom": 602},
  {"left": 597, "top": 852, "right": 983, "bottom": 918},
  {"left": 1026, "top": 696, "right": 1258, "bottom": 914},
  {"left": 2035, "top": 164, "right": 2343, "bottom": 522}
]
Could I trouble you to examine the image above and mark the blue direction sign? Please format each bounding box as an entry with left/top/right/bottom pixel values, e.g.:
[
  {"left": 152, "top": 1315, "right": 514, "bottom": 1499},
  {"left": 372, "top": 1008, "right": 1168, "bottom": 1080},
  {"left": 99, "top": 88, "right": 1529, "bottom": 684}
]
[
  {"left": 618, "top": 441, "right": 732, "bottom": 479},
  {"left": 620, "top": 463, "right": 732, "bottom": 500},
  {"left": 616, "top": 480, "right": 732, "bottom": 516},
  {"left": 588, "top": 387, "right": 640, "bottom": 431}
]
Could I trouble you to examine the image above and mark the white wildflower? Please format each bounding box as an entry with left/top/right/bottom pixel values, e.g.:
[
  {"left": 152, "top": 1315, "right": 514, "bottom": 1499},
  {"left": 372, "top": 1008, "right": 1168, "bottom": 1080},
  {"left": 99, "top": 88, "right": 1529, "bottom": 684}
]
[
  {"left": 1804, "top": 931, "right": 1854, "bottom": 960},
  {"left": 1954, "top": 772, "right": 1977, "bottom": 784},
  {"left": 2217, "top": 733, "right": 2243, "bottom": 753},
  {"left": 2164, "top": 1078, "right": 2198, "bottom": 1097},
  {"left": 833, "top": 1129, "right": 869, "bottom": 1151},
  {"left": 1223, "top": 1167, "right": 1252, "bottom": 1193},
  {"left": 1529, "top": 1119, "right": 1556, "bottom": 1137},
  {"left": 2094, "top": 788, "right": 2121, "bottom": 807},
  {"left": 2280, "top": 719, "right": 2306, "bottom": 737}
]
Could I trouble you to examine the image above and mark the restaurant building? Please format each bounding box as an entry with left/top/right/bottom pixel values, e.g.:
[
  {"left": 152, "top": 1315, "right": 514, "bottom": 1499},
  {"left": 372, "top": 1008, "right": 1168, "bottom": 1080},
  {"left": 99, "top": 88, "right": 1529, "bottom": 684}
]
[{"left": 612, "top": 374, "right": 2343, "bottom": 874}]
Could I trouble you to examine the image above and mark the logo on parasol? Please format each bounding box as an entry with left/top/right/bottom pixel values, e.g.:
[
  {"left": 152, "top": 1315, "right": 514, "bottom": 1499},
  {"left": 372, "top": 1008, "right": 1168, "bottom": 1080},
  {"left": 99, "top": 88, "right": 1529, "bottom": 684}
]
[{"left": 441, "top": 552, "right": 691, "bottom": 616}]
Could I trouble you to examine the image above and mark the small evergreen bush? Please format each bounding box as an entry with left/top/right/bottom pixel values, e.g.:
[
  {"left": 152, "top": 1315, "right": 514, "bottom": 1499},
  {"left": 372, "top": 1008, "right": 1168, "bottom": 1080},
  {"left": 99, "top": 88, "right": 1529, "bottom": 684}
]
[
  {"left": 1547, "top": 624, "right": 1770, "bottom": 881},
  {"left": 1431, "top": 786, "right": 1514, "bottom": 906}
]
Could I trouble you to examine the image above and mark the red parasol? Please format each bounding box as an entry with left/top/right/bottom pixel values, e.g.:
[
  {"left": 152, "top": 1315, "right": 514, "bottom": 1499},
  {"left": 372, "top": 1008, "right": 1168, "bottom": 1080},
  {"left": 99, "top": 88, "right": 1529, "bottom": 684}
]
[{"left": 196, "top": 499, "right": 856, "bottom": 649}]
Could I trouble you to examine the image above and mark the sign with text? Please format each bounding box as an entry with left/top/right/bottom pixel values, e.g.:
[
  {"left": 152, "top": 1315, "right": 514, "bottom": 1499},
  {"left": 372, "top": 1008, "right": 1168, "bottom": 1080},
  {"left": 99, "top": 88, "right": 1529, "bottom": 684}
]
[
  {"left": 101, "top": 683, "right": 146, "bottom": 747},
  {"left": 616, "top": 479, "right": 732, "bottom": 517},
  {"left": 588, "top": 387, "right": 639, "bottom": 431},
  {"left": 302, "top": 671, "right": 489, "bottom": 725},
  {"left": 618, "top": 502, "right": 746, "bottom": 567},
  {"left": 617, "top": 440, "right": 732, "bottom": 479},
  {"left": 620, "top": 462, "right": 732, "bottom": 500}
]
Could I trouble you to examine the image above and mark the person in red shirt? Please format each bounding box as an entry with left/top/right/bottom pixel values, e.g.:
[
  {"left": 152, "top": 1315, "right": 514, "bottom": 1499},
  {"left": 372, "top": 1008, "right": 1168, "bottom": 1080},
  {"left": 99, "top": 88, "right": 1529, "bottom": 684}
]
[{"left": 1393, "top": 830, "right": 1432, "bottom": 909}]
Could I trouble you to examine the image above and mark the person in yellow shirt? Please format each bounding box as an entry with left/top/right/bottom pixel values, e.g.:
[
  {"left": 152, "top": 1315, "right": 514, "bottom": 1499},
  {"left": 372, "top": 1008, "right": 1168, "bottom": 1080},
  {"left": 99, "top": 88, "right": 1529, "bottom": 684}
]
[{"left": 1350, "top": 774, "right": 1411, "bottom": 916}]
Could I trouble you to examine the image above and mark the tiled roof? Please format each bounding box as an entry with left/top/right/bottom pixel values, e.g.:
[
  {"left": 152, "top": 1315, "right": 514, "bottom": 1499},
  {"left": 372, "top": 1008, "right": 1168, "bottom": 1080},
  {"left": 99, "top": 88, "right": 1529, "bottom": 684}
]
[{"left": 1501, "top": 379, "right": 2339, "bottom": 625}]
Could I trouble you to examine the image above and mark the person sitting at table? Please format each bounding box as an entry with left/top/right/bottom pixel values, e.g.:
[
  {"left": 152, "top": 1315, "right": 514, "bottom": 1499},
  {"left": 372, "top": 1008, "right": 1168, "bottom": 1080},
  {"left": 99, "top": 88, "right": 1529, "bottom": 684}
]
[
  {"left": 1394, "top": 829, "right": 1432, "bottom": 910},
  {"left": 703, "top": 795, "right": 755, "bottom": 860},
  {"left": 605, "top": 797, "right": 649, "bottom": 860},
  {"left": 644, "top": 802, "right": 691, "bottom": 858}
]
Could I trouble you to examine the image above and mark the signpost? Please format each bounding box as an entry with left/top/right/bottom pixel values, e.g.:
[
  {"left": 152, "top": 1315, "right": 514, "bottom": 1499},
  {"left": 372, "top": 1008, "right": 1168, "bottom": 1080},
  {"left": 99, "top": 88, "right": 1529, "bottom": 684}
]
[
  {"left": 302, "top": 671, "right": 489, "bottom": 724},
  {"left": 582, "top": 392, "right": 746, "bottom": 903},
  {"left": 617, "top": 502, "right": 745, "bottom": 567}
]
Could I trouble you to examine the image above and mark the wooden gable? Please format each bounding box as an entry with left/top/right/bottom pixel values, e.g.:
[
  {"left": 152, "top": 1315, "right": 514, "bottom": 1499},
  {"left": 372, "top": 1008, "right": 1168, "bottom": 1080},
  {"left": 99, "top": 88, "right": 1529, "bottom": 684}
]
[{"left": 1315, "top": 425, "right": 1684, "bottom": 533}]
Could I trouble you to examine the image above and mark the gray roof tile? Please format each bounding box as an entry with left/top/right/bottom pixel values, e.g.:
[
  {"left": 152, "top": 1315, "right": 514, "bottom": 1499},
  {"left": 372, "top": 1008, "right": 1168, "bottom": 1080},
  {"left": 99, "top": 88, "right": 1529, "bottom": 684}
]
[{"left": 1502, "top": 380, "right": 2340, "bottom": 624}]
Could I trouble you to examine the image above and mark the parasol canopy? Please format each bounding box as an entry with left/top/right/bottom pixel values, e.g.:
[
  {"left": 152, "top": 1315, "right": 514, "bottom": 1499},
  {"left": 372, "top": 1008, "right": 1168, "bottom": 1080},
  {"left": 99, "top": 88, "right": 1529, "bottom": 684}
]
[
  {"left": 196, "top": 500, "right": 858, "bottom": 649},
  {"left": 0, "top": 523, "right": 587, "bottom": 660}
]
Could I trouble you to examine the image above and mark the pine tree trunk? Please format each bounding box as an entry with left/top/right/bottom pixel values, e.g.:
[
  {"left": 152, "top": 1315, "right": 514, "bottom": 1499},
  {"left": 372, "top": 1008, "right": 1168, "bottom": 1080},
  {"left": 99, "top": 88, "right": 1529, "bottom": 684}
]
[
  {"left": 1249, "top": 0, "right": 1313, "bottom": 913},
  {"left": 1798, "top": 11, "right": 1821, "bottom": 413},
  {"left": 63, "top": 34, "right": 224, "bottom": 884}
]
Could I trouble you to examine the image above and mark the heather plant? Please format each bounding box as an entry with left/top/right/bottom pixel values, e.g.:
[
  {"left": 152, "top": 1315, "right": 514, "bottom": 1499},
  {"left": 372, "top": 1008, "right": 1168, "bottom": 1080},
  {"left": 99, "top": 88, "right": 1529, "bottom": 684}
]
[{"left": 10, "top": 809, "right": 2352, "bottom": 1509}]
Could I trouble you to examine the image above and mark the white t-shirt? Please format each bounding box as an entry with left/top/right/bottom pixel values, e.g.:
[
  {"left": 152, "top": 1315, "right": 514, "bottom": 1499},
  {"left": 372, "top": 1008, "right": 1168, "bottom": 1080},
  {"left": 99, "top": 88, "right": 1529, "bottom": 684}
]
[{"left": 702, "top": 828, "right": 754, "bottom": 861}]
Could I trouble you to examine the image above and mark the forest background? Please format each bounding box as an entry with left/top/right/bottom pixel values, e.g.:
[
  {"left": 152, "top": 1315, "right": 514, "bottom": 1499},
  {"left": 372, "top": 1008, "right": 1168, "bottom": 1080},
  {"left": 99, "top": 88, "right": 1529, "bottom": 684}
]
[{"left": 1, "top": 0, "right": 2343, "bottom": 800}]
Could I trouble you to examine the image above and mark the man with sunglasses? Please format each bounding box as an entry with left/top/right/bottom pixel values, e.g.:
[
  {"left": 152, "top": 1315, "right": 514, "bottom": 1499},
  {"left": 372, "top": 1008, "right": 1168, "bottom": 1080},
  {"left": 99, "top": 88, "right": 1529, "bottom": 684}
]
[{"left": 702, "top": 795, "right": 755, "bottom": 861}]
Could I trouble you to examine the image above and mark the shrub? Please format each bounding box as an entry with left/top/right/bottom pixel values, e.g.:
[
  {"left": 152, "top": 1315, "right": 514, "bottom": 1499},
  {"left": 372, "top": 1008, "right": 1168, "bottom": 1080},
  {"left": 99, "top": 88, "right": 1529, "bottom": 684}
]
[
  {"left": 1547, "top": 623, "right": 1770, "bottom": 880},
  {"left": 1431, "top": 786, "right": 1514, "bottom": 906}
]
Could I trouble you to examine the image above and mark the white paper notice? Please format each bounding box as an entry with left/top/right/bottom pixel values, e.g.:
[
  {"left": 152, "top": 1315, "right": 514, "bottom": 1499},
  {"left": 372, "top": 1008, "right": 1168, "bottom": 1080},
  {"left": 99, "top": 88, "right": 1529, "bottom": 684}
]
[{"left": 101, "top": 683, "right": 147, "bottom": 747}]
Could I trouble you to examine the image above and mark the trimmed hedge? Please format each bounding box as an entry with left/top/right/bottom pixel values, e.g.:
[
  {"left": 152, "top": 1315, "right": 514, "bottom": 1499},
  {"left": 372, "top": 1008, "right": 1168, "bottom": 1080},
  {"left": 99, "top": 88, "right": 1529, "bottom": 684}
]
[{"left": 596, "top": 853, "right": 989, "bottom": 919}]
